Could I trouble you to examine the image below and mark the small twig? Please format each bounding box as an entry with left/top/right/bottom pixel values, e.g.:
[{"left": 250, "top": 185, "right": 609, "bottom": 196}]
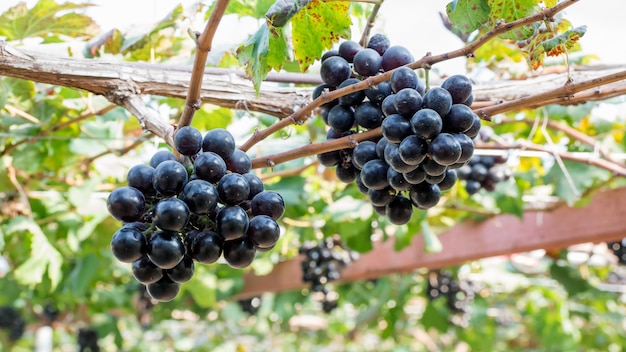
[
  {"left": 178, "top": 0, "right": 230, "bottom": 128},
  {"left": 239, "top": 0, "right": 581, "bottom": 152},
  {"left": 540, "top": 114, "right": 580, "bottom": 198},
  {"left": 259, "top": 160, "right": 319, "bottom": 180},
  {"left": 358, "top": 1, "right": 383, "bottom": 47},
  {"left": 7, "top": 165, "right": 32, "bottom": 218},
  {"left": 3, "top": 104, "right": 41, "bottom": 124}
]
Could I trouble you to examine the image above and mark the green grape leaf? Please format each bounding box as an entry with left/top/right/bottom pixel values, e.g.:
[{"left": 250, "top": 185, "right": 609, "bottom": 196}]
[
  {"left": 421, "top": 219, "right": 442, "bottom": 253},
  {"left": 67, "top": 254, "right": 100, "bottom": 296},
  {"left": 445, "top": 0, "right": 491, "bottom": 35},
  {"left": 265, "top": 0, "right": 313, "bottom": 27},
  {"left": 236, "top": 23, "right": 289, "bottom": 94},
  {"left": 544, "top": 160, "right": 611, "bottom": 206},
  {"left": 207, "top": 0, "right": 275, "bottom": 20},
  {"left": 486, "top": 0, "right": 540, "bottom": 40},
  {"left": 549, "top": 261, "right": 595, "bottom": 297},
  {"left": 291, "top": 0, "right": 352, "bottom": 71},
  {"left": 7, "top": 216, "right": 63, "bottom": 289},
  {"left": 421, "top": 299, "right": 451, "bottom": 332},
  {"left": 494, "top": 178, "right": 524, "bottom": 218},
  {"left": 0, "top": 0, "right": 98, "bottom": 41}
]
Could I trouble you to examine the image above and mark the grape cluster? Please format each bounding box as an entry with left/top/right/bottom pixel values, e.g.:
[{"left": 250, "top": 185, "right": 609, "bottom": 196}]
[
  {"left": 77, "top": 328, "right": 99, "bottom": 352},
  {"left": 299, "top": 238, "right": 358, "bottom": 313},
  {"left": 107, "top": 126, "right": 285, "bottom": 302},
  {"left": 314, "top": 34, "right": 480, "bottom": 225},
  {"left": 426, "top": 271, "right": 474, "bottom": 325},
  {"left": 457, "top": 154, "right": 511, "bottom": 194},
  {"left": 0, "top": 306, "right": 25, "bottom": 342},
  {"left": 607, "top": 239, "right": 626, "bottom": 265}
]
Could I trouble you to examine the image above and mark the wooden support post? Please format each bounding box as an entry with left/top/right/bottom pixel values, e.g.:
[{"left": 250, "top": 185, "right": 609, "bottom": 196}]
[{"left": 235, "top": 187, "right": 626, "bottom": 299}]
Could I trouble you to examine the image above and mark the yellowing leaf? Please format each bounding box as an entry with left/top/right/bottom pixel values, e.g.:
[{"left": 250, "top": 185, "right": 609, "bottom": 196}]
[
  {"left": 543, "top": 25, "right": 587, "bottom": 57},
  {"left": 291, "top": 0, "right": 352, "bottom": 71},
  {"left": 487, "top": 0, "right": 541, "bottom": 40}
]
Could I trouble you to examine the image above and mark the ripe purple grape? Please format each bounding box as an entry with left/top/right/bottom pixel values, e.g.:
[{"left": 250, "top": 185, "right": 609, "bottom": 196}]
[
  {"left": 422, "top": 87, "right": 453, "bottom": 117},
  {"left": 443, "top": 104, "right": 476, "bottom": 133},
  {"left": 411, "top": 108, "right": 443, "bottom": 140},
  {"left": 327, "top": 104, "right": 355, "bottom": 133},
  {"left": 353, "top": 48, "right": 382, "bottom": 77},
  {"left": 354, "top": 101, "right": 384, "bottom": 129},
  {"left": 352, "top": 141, "right": 378, "bottom": 169},
  {"left": 218, "top": 173, "right": 251, "bottom": 205},
  {"left": 132, "top": 256, "right": 163, "bottom": 284},
  {"left": 251, "top": 191, "right": 285, "bottom": 220},
  {"left": 393, "top": 87, "right": 422, "bottom": 117},
  {"left": 153, "top": 160, "right": 188, "bottom": 196},
  {"left": 390, "top": 67, "right": 418, "bottom": 93},
  {"left": 225, "top": 149, "right": 252, "bottom": 174},
  {"left": 337, "top": 78, "right": 366, "bottom": 106},
  {"left": 320, "top": 56, "right": 351, "bottom": 87},
  {"left": 147, "top": 230, "right": 185, "bottom": 270},
  {"left": 166, "top": 254, "right": 194, "bottom": 283},
  {"left": 107, "top": 186, "right": 145, "bottom": 222},
  {"left": 381, "top": 45, "right": 414, "bottom": 71},
  {"left": 153, "top": 198, "right": 190, "bottom": 232},
  {"left": 174, "top": 126, "right": 203, "bottom": 156},
  {"left": 194, "top": 151, "right": 227, "bottom": 183},
  {"left": 382, "top": 113, "right": 412, "bottom": 144},
  {"left": 180, "top": 179, "right": 218, "bottom": 215},
  {"left": 441, "top": 75, "right": 473, "bottom": 104},
  {"left": 223, "top": 237, "right": 256, "bottom": 268},
  {"left": 386, "top": 195, "right": 413, "bottom": 225},
  {"left": 360, "top": 159, "right": 390, "bottom": 190},
  {"left": 243, "top": 173, "right": 264, "bottom": 199},
  {"left": 338, "top": 40, "right": 362, "bottom": 63},
  {"left": 149, "top": 150, "right": 177, "bottom": 168},
  {"left": 146, "top": 276, "right": 180, "bottom": 302},
  {"left": 429, "top": 132, "right": 462, "bottom": 166},
  {"left": 202, "top": 128, "right": 236, "bottom": 159},
  {"left": 110, "top": 222, "right": 147, "bottom": 262},
  {"left": 190, "top": 230, "right": 224, "bottom": 264},
  {"left": 216, "top": 205, "right": 249, "bottom": 241},
  {"left": 246, "top": 215, "right": 280, "bottom": 248},
  {"left": 367, "top": 33, "right": 390, "bottom": 55},
  {"left": 127, "top": 164, "right": 156, "bottom": 197}
]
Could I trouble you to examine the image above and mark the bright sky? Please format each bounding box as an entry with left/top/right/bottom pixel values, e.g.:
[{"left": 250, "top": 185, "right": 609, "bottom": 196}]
[{"left": 0, "top": 0, "right": 624, "bottom": 75}]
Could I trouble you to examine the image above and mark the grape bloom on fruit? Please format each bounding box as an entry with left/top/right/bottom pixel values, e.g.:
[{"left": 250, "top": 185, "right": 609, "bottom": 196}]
[
  {"left": 313, "top": 34, "right": 481, "bottom": 225},
  {"left": 106, "top": 125, "right": 285, "bottom": 303}
]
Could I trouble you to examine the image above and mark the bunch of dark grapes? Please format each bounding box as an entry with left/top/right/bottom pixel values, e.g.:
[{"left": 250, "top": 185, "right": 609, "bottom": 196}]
[
  {"left": 237, "top": 296, "right": 261, "bottom": 315},
  {"left": 607, "top": 239, "right": 626, "bottom": 265},
  {"left": 314, "top": 34, "right": 480, "bottom": 225},
  {"left": 456, "top": 154, "right": 511, "bottom": 194},
  {"left": 0, "top": 306, "right": 25, "bottom": 342},
  {"left": 299, "top": 238, "right": 358, "bottom": 313},
  {"left": 77, "top": 327, "right": 99, "bottom": 352},
  {"left": 426, "top": 271, "right": 474, "bottom": 325},
  {"left": 107, "top": 126, "right": 285, "bottom": 302}
]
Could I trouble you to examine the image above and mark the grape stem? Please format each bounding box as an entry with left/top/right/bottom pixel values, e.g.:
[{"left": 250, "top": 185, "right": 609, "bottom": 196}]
[
  {"left": 239, "top": 0, "right": 581, "bottom": 152},
  {"left": 178, "top": 0, "right": 230, "bottom": 129},
  {"left": 358, "top": 1, "right": 384, "bottom": 48}
]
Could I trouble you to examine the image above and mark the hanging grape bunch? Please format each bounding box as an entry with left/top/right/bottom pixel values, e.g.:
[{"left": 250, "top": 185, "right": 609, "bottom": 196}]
[
  {"left": 299, "top": 238, "right": 358, "bottom": 313},
  {"left": 314, "top": 34, "right": 481, "bottom": 226},
  {"left": 426, "top": 271, "right": 474, "bottom": 325},
  {"left": 456, "top": 154, "right": 512, "bottom": 194},
  {"left": 0, "top": 306, "right": 26, "bottom": 342},
  {"left": 106, "top": 126, "right": 285, "bottom": 302},
  {"left": 607, "top": 239, "right": 626, "bottom": 265}
]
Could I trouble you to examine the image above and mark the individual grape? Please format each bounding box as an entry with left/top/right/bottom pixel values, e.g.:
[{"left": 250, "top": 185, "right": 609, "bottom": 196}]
[
  {"left": 367, "top": 33, "right": 391, "bottom": 55},
  {"left": 217, "top": 173, "right": 250, "bottom": 205},
  {"left": 470, "top": 163, "right": 488, "bottom": 182},
  {"left": 320, "top": 56, "right": 351, "bottom": 87},
  {"left": 422, "top": 158, "right": 448, "bottom": 176},
  {"left": 251, "top": 191, "right": 285, "bottom": 220},
  {"left": 216, "top": 205, "right": 249, "bottom": 241},
  {"left": 153, "top": 160, "right": 188, "bottom": 196},
  {"left": 393, "top": 87, "right": 423, "bottom": 117},
  {"left": 360, "top": 159, "right": 389, "bottom": 190},
  {"left": 327, "top": 104, "right": 355, "bottom": 133},
  {"left": 425, "top": 172, "right": 446, "bottom": 185},
  {"left": 398, "top": 135, "right": 427, "bottom": 165},
  {"left": 312, "top": 83, "right": 338, "bottom": 110},
  {"left": 463, "top": 93, "right": 474, "bottom": 107},
  {"left": 355, "top": 173, "right": 370, "bottom": 194},
  {"left": 381, "top": 94, "right": 398, "bottom": 117},
  {"left": 166, "top": 254, "right": 194, "bottom": 283},
  {"left": 107, "top": 186, "right": 145, "bottom": 222},
  {"left": 353, "top": 48, "right": 382, "bottom": 77},
  {"left": 317, "top": 149, "right": 342, "bottom": 167},
  {"left": 465, "top": 180, "right": 481, "bottom": 194},
  {"left": 464, "top": 114, "right": 482, "bottom": 139},
  {"left": 368, "top": 187, "right": 395, "bottom": 207},
  {"left": 243, "top": 173, "right": 264, "bottom": 199},
  {"left": 386, "top": 195, "right": 413, "bottom": 225},
  {"left": 77, "top": 328, "right": 99, "bottom": 351},
  {"left": 422, "top": 87, "right": 453, "bottom": 117},
  {"left": 411, "top": 108, "right": 443, "bottom": 140},
  {"left": 194, "top": 151, "right": 227, "bottom": 183},
  {"left": 338, "top": 40, "right": 362, "bottom": 62},
  {"left": 403, "top": 166, "right": 427, "bottom": 184},
  {"left": 352, "top": 141, "right": 378, "bottom": 169},
  {"left": 382, "top": 113, "right": 412, "bottom": 144},
  {"left": 337, "top": 78, "right": 366, "bottom": 106},
  {"left": 321, "top": 49, "right": 339, "bottom": 62},
  {"left": 184, "top": 229, "right": 200, "bottom": 253},
  {"left": 225, "top": 149, "right": 252, "bottom": 174},
  {"left": 111, "top": 222, "right": 147, "bottom": 263},
  {"left": 174, "top": 126, "right": 203, "bottom": 156},
  {"left": 381, "top": 45, "right": 414, "bottom": 71},
  {"left": 191, "top": 230, "right": 224, "bottom": 264},
  {"left": 202, "top": 128, "right": 236, "bottom": 159},
  {"left": 429, "top": 132, "right": 462, "bottom": 166},
  {"left": 364, "top": 81, "right": 392, "bottom": 105},
  {"left": 354, "top": 101, "right": 384, "bottom": 129},
  {"left": 127, "top": 164, "right": 156, "bottom": 197},
  {"left": 456, "top": 164, "right": 472, "bottom": 180},
  {"left": 336, "top": 163, "right": 359, "bottom": 183},
  {"left": 247, "top": 215, "right": 280, "bottom": 248},
  {"left": 443, "top": 104, "right": 476, "bottom": 133},
  {"left": 390, "top": 67, "right": 418, "bottom": 93},
  {"left": 387, "top": 167, "right": 411, "bottom": 191},
  {"left": 180, "top": 179, "right": 218, "bottom": 215},
  {"left": 146, "top": 276, "right": 180, "bottom": 302},
  {"left": 409, "top": 183, "right": 441, "bottom": 209},
  {"left": 132, "top": 256, "right": 163, "bottom": 284},
  {"left": 147, "top": 230, "right": 185, "bottom": 270},
  {"left": 453, "top": 133, "right": 475, "bottom": 164},
  {"left": 385, "top": 144, "right": 418, "bottom": 173},
  {"left": 376, "top": 137, "right": 389, "bottom": 159},
  {"left": 153, "top": 198, "right": 190, "bottom": 232},
  {"left": 441, "top": 74, "right": 473, "bottom": 104},
  {"left": 223, "top": 237, "right": 256, "bottom": 268},
  {"left": 149, "top": 150, "right": 177, "bottom": 168}
]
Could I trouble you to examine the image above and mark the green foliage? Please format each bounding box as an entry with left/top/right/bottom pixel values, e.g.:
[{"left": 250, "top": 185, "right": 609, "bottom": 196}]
[
  {"left": 446, "top": 0, "right": 491, "bottom": 35},
  {"left": 265, "top": 0, "right": 312, "bottom": 27},
  {"left": 0, "top": 0, "right": 98, "bottom": 41}
]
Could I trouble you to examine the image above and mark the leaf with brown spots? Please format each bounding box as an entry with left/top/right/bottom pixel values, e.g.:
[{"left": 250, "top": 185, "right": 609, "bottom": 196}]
[
  {"left": 543, "top": 25, "right": 586, "bottom": 57},
  {"left": 445, "top": 0, "right": 491, "bottom": 35},
  {"left": 487, "top": 0, "right": 541, "bottom": 40},
  {"left": 291, "top": 0, "right": 352, "bottom": 71}
]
